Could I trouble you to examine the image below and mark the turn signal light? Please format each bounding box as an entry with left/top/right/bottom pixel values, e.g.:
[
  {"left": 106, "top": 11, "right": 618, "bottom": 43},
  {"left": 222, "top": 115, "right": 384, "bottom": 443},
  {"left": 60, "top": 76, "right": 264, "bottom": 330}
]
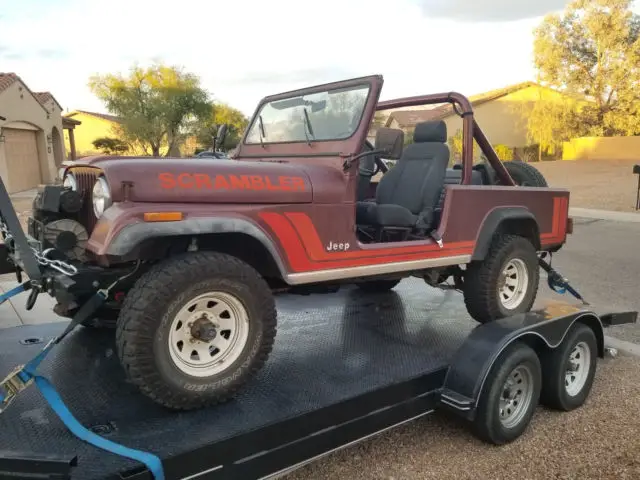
[{"left": 143, "top": 212, "right": 183, "bottom": 222}]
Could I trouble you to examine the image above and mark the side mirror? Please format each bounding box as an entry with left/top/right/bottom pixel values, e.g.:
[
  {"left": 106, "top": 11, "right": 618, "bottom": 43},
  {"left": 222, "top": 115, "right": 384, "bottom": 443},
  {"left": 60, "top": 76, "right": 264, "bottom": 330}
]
[
  {"left": 374, "top": 127, "right": 404, "bottom": 160},
  {"left": 633, "top": 164, "right": 640, "bottom": 175},
  {"left": 215, "top": 124, "right": 228, "bottom": 150}
]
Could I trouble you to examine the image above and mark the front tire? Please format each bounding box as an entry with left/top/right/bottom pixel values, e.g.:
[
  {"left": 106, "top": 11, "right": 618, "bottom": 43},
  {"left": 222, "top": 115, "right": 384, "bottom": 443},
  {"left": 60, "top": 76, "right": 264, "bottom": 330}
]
[
  {"left": 115, "top": 252, "right": 277, "bottom": 410},
  {"left": 463, "top": 234, "right": 539, "bottom": 323}
]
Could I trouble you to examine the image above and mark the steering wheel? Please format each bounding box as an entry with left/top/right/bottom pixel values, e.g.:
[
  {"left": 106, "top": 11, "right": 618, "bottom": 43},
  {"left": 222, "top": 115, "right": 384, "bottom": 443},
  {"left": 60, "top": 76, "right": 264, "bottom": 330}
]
[{"left": 358, "top": 140, "right": 390, "bottom": 177}]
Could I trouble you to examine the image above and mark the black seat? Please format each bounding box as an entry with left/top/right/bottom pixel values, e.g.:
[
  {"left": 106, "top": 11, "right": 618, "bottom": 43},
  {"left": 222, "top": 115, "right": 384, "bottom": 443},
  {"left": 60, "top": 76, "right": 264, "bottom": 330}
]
[
  {"left": 356, "top": 120, "right": 450, "bottom": 232},
  {"left": 356, "top": 127, "right": 405, "bottom": 202}
]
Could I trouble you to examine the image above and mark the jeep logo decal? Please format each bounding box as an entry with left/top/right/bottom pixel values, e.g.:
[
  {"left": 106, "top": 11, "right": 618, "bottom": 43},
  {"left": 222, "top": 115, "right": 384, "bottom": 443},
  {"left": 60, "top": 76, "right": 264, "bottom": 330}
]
[
  {"left": 158, "top": 173, "right": 306, "bottom": 192},
  {"left": 325, "top": 241, "right": 350, "bottom": 252}
]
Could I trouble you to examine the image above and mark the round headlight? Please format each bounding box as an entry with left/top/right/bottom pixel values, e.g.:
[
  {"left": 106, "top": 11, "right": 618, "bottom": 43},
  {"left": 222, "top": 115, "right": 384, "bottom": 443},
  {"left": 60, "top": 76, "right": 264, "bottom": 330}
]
[
  {"left": 92, "top": 176, "right": 112, "bottom": 217},
  {"left": 63, "top": 173, "right": 77, "bottom": 190}
]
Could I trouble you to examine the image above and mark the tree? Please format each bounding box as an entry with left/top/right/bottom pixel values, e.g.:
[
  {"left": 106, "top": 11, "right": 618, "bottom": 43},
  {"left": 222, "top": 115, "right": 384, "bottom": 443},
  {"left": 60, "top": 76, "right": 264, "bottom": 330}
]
[
  {"left": 89, "top": 63, "right": 212, "bottom": 157},
  {"left": 194, "top": 103, "right": 249, "bottom": 151},
  {"left": 92, "top": 137, "right": 129, "bottom": 155},
  {"left": 533, "top": 0, "right": 640, "bottom": 136}
]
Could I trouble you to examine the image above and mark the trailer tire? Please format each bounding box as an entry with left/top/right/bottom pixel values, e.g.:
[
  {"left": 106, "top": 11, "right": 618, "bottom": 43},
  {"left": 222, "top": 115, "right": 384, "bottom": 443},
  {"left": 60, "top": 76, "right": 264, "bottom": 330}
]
[
  {"left": 463, "top": 234, "right": 539, "bottom": 323},
  {"left": 356, "top": 279, "right": 401, "bottom": 293},
  {"left": 473, "top": 342, "right": 542, "bottom": 445},
  {"left": 115, "top": 251, "right": 277, "bottom": 411},
  {"left": 539, "top": 323, "right": 598, "bottom": 411}
]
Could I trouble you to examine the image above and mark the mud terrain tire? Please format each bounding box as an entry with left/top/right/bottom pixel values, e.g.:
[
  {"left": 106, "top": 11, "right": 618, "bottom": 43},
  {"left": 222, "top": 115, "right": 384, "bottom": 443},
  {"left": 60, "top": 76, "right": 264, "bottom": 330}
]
[
  {"left": 356, "top": 279, "right": 401, "bottom": 293},
  {"left": 115, "top": 252, "right": 277, "bottom": 410},
  {"left": 463, "top": 234, "right": 539, "bottom": 324},
  {"left": 502, "top": 161, "right": 548, "bottom": 187}
]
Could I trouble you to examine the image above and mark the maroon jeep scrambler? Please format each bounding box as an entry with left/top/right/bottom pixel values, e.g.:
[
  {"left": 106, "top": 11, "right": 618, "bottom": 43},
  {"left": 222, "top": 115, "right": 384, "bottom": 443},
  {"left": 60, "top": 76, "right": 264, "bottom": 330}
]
[{"left": 11, "top": 75, "right": 571, "bottom": 410}]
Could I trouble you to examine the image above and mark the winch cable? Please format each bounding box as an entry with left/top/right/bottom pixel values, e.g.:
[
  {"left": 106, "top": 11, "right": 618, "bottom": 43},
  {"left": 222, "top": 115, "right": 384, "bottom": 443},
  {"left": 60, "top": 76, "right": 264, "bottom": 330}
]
[{"left": 0, "top": 262, "right": 164, "bottom": 480}]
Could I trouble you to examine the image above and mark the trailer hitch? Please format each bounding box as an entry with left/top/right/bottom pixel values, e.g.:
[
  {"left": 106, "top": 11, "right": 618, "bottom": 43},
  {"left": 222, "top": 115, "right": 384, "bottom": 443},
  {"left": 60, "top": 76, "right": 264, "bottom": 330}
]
[{"left": 538, "top": 253, "right": 588, "bottom": 305}]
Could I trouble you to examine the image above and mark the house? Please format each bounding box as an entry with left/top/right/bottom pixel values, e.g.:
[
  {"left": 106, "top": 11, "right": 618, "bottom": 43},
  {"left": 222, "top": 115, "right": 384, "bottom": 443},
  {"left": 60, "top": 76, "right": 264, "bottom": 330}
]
[
  {"left": 384, "top": 82, "right": 576, "bottom": 159},
  {"left": 63, "top": 110, "right": 135, "bottom": 157},
  {"left": 63, "top": 110, "right": 198, "bottom": 158},
  {"left": 0, "top": 72, "right": 79, "bottom": 193}
]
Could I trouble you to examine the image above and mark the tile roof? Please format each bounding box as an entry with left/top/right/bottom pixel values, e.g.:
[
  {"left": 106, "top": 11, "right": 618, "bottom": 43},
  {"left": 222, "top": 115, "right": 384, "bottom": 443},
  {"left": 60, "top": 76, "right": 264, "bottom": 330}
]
[
  {"left": 0, "top": 72, "right": 20, "bottom": 94},
  {"left": 66, "top": 110, "right": 122, "bottom": 123},
  {"left": 34, "top": 91, "right": 62, "bottom": 110}
]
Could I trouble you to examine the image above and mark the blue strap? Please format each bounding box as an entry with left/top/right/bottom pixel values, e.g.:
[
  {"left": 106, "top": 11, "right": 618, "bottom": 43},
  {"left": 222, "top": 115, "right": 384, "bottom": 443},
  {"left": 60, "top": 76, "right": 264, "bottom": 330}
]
[
  {"left": 6, "top": 342, "right": 166, "bottom": 480},
  {"left": 0, "top": 283, "right": 27, "bottom": 305},
  {"left": 33, "top": 376, "right": 165, "bottom": 480}
]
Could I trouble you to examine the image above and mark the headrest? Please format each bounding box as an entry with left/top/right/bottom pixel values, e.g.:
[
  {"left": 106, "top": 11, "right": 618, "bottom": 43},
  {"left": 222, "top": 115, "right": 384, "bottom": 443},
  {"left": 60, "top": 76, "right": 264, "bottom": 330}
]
[
  {"left": 374, "top": 127, "right": 404, "bottom": 160},
  {"left": 413, "top": 120, "right": 447, "bottom": 144}
]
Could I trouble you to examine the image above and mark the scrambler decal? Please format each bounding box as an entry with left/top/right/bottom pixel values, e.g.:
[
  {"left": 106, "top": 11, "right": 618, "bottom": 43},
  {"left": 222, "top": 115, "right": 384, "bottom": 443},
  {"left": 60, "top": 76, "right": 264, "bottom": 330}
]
[{"left": 158, "top": 172, "right": 306, "bottom": 191}]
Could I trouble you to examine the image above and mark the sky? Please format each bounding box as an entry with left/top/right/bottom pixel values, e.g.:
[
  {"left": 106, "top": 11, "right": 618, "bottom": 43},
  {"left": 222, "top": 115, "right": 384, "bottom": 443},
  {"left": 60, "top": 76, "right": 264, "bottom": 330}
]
[{"left": 0, "top": 0, "right": 572, "bottom": 117}]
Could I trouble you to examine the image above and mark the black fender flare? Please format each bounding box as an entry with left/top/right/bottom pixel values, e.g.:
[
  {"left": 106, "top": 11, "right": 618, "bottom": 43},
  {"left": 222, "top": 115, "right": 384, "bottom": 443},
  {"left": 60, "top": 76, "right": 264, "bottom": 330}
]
[
  {"left": 472, "top": 206, "right": 540, "bottom": 261},
  {"left": 105, "top": 216, "right": 288, "bottom": 277},
  {"left": 439, "top": 305, "right": 605, "bottom": 420}
]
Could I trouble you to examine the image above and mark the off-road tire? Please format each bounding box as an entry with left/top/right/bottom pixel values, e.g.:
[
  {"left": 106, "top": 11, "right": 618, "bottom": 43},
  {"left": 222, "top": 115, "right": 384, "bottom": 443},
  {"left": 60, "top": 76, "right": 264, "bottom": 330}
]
[
  {"left": 473, "top": 342, "right": 542, "bottom": 445},
  {"left": 464, "top": 234, "right": 539, "bottom": 323},
  {"left": 115, "top": 251, "right": 277, "bottom": 411},
  {"left": 356, "top": 279, "right": 401, "bottom": 293},
  {"left": 539, "top": 323, "right": 598, "bottom": 411},
  {"left": 502, "top": 161, "right": 548, "bottom": 187}
]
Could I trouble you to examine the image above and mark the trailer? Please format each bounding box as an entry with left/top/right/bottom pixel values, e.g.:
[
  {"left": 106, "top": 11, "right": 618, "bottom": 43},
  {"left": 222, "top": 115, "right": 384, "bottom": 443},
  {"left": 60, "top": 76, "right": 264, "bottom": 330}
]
[{"left": 0, "top": 279, "right": 636, "bottom": 480}]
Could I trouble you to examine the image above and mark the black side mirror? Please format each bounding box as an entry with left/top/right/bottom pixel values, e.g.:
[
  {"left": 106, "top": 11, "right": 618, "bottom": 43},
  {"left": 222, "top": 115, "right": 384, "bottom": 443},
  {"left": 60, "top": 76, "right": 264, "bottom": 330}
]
[
  {"left": 374, "top": 127, "right": 404, "bottom": 160},
  {"left": 215, "top": 124, "right": 228, "bottom": 151},
  {"left": 633, "top": 164, "right": 640, "bottom": 175}
]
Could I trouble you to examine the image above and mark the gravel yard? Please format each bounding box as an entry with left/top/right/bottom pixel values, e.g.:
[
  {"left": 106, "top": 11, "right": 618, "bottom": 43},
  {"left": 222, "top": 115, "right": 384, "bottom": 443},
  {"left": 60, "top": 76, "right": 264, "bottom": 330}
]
[{"left": 287, "top": 352, "right": 640, "bottom": 480}]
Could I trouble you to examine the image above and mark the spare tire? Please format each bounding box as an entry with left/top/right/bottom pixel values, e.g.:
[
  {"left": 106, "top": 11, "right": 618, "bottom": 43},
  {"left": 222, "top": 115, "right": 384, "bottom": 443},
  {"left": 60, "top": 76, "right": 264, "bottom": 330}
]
[{"left": 502, "top": 161, "right": 548, "bottom": 187}]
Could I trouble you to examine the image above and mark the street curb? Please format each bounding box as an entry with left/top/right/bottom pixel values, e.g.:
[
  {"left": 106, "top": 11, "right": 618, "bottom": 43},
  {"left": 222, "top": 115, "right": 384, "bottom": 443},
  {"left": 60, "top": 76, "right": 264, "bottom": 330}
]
[
  {"left": 570, "top": 207, "right": 640, "bottom": 223},
  {"left": 604, "top": 335, "right": 640, "bottom": 357}
]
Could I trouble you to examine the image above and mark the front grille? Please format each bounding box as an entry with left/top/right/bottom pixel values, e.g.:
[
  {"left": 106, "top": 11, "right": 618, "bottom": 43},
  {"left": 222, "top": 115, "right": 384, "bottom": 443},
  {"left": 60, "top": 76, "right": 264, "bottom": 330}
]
[{"left": 69, "top": 167, "right": 100, "bottom": 233}]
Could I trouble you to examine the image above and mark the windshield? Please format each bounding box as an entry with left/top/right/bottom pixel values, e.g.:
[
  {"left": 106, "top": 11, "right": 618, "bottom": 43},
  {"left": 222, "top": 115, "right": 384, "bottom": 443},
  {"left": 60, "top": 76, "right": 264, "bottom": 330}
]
[{"left": 244, "top": 83, "right": 370, "bottom": 144}]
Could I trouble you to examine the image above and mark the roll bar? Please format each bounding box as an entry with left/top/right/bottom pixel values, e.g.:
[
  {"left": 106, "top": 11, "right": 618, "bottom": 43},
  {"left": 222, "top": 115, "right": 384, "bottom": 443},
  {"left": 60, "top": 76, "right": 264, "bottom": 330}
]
[{"left": 376, "top": 93, "right": 515, "bottom": 186}]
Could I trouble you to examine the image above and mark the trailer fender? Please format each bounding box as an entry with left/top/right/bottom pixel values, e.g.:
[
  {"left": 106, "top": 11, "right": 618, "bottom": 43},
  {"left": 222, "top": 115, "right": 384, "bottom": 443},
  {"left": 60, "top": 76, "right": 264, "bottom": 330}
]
[
  {"left": 472, "top": 207, "right": 540, "bottom": 261},
  {"left": 439, "top": 304, "right": 605, "bottom": 420},
  {"left": 105, "top": 216, "right": 288, "bottom": 277}
]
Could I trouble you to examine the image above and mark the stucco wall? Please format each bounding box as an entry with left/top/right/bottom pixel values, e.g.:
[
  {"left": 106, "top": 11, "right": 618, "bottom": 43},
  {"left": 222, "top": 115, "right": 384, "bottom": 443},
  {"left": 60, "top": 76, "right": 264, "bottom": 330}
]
[
  {"left": 0, "top": 81, "right": 62, "bottom": 188},
  {"left": 562, "top": 136, "right": 640, "bottom": 161}
]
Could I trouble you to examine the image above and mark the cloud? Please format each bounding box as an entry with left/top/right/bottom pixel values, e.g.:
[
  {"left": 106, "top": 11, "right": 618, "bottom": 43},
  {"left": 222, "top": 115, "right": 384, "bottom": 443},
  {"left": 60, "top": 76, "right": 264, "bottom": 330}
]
[{"left": 414, "top": 0, "right": 569, "bottom": 22}]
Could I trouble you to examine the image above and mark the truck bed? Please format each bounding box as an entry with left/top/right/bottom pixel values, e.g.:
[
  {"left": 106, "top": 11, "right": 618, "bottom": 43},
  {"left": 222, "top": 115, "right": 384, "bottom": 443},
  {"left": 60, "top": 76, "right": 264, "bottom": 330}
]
[{"left": 0, "top": 279, "right": 475, "bottom": 479}]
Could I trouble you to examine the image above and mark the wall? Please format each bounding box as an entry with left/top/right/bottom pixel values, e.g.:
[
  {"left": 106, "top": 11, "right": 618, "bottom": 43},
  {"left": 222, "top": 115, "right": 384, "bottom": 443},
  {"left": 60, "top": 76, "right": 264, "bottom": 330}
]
[
  {"left": 562, "top": 136, "right": 640, "bottom": 161},
  {"left": 0, "top": 81, "right": 61, "bottom": 186}
]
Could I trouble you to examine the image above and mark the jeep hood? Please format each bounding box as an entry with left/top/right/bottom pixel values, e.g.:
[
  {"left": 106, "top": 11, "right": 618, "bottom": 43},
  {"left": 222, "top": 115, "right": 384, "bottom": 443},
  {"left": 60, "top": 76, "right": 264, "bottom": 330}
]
[{"left": 88, "top": 158, "right": 313, "bottom": 204}]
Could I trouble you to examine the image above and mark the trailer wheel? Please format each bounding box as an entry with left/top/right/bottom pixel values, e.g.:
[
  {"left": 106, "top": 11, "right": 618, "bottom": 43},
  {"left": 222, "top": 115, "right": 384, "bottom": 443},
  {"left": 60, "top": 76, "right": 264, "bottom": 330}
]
[
  {"left": 356, "top": 279, "right": 401, "bottom": 293},
  {"left": 473, "top": 342, "right": 541, "bottom": 445},
  {"left": 116, "top": 251, "right": 277, "bottom": 411},
  {"left": 463, "top": 234, "right": 539, "bottom": 323},
  {"left": 540, "top": 323, "right": 598, "bottom": 411}
]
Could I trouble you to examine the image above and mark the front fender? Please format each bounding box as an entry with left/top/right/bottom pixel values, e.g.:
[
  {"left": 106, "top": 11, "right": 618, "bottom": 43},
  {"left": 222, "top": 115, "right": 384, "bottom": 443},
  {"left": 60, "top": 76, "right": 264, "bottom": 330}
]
[{"left": 87, "top": 205, "right": 288, "bottom": 277}]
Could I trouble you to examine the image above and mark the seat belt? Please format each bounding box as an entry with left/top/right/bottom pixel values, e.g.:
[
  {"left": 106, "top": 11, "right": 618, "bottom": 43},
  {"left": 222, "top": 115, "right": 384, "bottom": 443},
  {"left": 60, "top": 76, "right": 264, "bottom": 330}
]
[{"left": 415, "top": 208, "right": 443, "bottom": 248}]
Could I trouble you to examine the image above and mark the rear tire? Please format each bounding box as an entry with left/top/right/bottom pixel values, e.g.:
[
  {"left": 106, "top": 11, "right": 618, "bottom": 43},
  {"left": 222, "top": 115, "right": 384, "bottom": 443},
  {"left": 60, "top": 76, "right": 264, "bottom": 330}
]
[
  {"left": 539, "top": 323, "right": 598, "bottom": 411},
  {"left": 502, "top": 161, "right": 548, "bottom": 187},
  {"left": 115, "top": 251, "right": 277, "bottom": 410},
  {"left": 464, "top": 234, "right": 539, "bottom": 323},
  {"left": 356, "top": 279, "right": 401, "bottom": 293},
  {"left": 473, "top": 342, "right": 542, "bottom": 445}
]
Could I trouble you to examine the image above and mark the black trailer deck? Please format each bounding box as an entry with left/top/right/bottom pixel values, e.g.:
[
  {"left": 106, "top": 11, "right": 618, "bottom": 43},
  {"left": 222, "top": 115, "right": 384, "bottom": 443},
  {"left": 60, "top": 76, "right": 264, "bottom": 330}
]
[{"left": 0, "top": 280, "right": 476, "bottom": 480}]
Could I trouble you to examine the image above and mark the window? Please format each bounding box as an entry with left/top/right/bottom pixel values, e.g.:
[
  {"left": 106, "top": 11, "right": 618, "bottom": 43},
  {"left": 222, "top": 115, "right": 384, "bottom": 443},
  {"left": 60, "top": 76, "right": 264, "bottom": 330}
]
[{"left": 245, "top": 83, "right": 370, "bottom": 145}]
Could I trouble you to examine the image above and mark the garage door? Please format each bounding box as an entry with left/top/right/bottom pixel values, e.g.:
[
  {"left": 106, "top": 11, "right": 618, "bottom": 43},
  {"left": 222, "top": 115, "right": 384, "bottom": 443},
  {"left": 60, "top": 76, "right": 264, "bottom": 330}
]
[{"left": 3, "top": 128, "right": 42, "bottom": 193}]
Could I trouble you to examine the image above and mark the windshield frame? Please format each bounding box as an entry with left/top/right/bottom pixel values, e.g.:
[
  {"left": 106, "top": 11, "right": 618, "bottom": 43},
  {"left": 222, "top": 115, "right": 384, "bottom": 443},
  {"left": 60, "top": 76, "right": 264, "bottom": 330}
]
[{"left": 242, "top": 80, "right": 375, "bottom": 147}]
